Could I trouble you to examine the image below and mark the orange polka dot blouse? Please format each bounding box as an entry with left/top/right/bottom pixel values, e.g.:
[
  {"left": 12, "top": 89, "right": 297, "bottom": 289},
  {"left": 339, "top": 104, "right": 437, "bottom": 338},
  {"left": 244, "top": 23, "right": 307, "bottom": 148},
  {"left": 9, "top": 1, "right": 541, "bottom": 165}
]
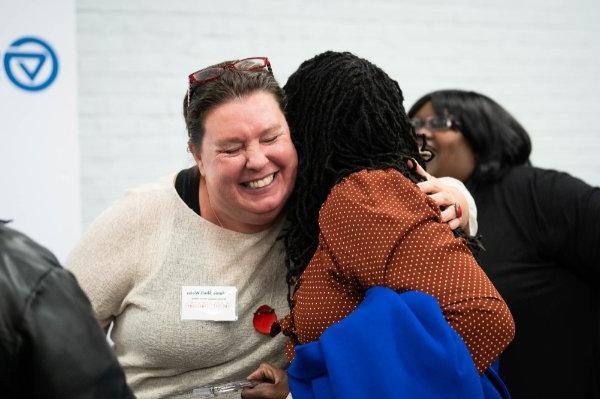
[{"left": 279, "top": 169, "right": 515, "bottom": 373}]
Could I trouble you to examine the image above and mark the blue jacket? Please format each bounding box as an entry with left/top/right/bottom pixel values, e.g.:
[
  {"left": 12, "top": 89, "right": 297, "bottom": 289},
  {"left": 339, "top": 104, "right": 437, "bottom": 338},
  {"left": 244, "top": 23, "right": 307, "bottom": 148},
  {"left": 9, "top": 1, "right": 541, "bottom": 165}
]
[{"left": 288, "top": 287, "right": 510, "bottom": 399}]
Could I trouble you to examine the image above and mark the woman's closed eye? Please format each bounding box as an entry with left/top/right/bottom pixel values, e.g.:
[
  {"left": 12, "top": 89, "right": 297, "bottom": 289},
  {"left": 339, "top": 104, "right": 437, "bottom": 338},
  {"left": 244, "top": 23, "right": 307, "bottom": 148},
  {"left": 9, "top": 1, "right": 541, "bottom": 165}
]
[
  {"left": 220, "top": 146, "right": 243, "bottom": 155},
  {"left": 261, "top": 133, "right": 281, "bottom": 144}
]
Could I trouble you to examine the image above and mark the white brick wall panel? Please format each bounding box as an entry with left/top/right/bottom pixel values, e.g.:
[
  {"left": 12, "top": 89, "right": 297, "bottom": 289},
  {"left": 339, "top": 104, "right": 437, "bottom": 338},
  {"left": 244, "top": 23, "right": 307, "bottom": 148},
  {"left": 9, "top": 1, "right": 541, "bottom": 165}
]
[{"left": 76, "top": 0, "right": 600, "bottom": 228}]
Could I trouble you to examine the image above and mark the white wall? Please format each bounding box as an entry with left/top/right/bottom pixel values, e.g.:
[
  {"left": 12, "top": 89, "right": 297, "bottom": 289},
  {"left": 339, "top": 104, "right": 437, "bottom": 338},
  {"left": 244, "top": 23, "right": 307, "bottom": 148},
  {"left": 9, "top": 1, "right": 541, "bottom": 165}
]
[
  {"left": 1, "top": 0, "right": 79, "bottom": 262},
  {"left": 77, "top": 0, "right": 600, "bottom": 229}
]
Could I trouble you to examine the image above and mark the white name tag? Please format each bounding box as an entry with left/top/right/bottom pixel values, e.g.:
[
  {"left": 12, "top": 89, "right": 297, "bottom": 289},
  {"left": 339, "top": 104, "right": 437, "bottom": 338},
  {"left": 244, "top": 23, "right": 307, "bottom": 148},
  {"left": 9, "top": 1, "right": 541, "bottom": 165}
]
[{"left": 181, "top": 286, "right": 238, "bottom": 321}]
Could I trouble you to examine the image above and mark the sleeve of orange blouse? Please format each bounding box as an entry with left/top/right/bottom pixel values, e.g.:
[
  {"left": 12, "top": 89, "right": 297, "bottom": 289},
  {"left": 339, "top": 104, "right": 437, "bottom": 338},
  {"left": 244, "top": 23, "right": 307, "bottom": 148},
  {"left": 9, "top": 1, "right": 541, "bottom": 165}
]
[
  {"left": 318, "top": 169, "right": 514, "bottom": 373},
  {"left": 277, "top": 313, "right": 298, "bottom": 361}
]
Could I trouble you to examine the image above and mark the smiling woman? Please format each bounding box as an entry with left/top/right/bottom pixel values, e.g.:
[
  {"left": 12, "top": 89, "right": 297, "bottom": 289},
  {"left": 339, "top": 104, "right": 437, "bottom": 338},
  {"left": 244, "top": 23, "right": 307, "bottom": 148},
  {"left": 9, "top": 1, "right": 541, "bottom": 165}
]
[
  {"left": 193, "top": 91, "right": 297, "bottom": 233},
  {"left": 410, "top": 101, "right": 476, "bottom": 182},
  {"left": 408, "top": 90, "right": 600, "bottom": 398},
  {"left": 66, "top": 58, "right": 296, "bottom": 399}
]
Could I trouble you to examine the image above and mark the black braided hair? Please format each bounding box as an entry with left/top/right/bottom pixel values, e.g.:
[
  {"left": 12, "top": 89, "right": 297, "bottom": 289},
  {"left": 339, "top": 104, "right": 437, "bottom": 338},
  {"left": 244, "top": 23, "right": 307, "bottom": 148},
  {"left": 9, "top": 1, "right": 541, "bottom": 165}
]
[{"left": 282, "top": 51, "right": 431, "bottom": 292}]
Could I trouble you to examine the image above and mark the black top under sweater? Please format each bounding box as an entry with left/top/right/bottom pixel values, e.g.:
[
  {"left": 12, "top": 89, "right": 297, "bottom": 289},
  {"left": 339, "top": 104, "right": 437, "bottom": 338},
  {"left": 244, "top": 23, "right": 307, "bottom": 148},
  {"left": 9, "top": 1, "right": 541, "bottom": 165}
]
[
  {"left": 468, "top": 165, "right": 600, "bottom": 399},
  {"left": 175, "top": 166, "right": 201, "bottom": 215}
]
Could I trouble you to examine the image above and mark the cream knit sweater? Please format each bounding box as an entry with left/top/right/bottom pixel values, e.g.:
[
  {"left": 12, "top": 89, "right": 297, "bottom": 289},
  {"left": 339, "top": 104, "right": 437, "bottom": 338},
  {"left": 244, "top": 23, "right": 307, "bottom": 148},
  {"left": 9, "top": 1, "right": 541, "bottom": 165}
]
[{"left": 67, "top": 176, "right": 289, "bottom": 399}]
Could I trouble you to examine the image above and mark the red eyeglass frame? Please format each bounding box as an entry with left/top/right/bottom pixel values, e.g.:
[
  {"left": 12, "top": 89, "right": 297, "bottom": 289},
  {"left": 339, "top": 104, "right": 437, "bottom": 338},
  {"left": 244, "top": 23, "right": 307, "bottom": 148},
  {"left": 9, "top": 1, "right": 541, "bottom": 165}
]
[{"left": 187, "top": 57, "right": 273, "bottom": 107}]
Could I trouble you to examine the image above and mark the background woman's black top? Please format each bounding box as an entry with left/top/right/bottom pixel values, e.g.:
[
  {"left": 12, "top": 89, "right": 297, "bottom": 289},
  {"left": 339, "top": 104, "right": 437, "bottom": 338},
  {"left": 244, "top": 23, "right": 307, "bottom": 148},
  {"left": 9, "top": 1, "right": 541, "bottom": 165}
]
[{"left": 469, "top": 165, "right": 600, "bottom": 399}]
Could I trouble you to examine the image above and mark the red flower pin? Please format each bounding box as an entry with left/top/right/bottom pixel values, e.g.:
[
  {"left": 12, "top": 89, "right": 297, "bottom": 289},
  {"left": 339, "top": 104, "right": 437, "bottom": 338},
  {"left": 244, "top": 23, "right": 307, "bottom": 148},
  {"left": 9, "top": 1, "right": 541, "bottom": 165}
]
[{"left": 253, "top": 305, "right": 277, "bottom": 335}]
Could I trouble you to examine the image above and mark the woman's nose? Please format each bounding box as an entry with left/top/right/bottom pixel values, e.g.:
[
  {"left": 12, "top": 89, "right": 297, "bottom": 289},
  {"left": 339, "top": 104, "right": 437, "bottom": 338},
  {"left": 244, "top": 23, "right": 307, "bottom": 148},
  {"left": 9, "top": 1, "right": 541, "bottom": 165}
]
[
  {"left": 418, "top": 127, "right": 434, "bottom": 138},
  {"left": 245, "top": 145, "right": 269, "bottom": 170}
]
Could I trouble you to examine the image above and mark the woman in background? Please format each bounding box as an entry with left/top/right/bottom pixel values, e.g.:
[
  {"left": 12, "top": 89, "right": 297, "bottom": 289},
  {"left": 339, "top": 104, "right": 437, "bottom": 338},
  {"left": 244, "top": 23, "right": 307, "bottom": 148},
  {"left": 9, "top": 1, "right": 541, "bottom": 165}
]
[{"left": 409, "top": 89, "right": 600, "bottom": 398}]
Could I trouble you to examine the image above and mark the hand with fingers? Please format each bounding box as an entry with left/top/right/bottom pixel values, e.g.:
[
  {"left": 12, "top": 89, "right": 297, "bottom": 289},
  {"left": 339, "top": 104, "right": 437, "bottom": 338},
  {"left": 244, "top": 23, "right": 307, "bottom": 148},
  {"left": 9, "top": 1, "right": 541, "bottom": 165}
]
[
  {"left": 241, "top": 363, "right": 289, "bottom": 399},
  {"left": 407, "top": 159, "right": 471, "bottom": 232}
]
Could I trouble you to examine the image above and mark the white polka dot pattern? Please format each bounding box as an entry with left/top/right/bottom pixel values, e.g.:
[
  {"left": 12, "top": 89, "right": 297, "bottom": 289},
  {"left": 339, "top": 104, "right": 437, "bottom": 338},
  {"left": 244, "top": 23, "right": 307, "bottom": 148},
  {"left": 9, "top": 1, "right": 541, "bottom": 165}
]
[{"left": 280, "top": 169, "right": 515, "bottom": 373}]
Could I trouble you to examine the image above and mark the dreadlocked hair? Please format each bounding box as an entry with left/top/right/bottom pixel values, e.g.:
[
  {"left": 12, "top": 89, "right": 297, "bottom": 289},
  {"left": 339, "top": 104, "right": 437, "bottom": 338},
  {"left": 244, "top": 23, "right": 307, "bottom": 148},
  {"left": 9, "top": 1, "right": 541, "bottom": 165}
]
[{"left": 282, "top": 51, "right": 430, "bottom": 293}]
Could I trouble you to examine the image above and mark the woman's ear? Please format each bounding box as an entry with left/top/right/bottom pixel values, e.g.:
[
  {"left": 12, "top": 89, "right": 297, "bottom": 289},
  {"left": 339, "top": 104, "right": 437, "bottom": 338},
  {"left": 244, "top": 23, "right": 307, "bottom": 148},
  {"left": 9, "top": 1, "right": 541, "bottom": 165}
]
[{"left": 189, "top": 143, "right": 205, "bottom": 177}]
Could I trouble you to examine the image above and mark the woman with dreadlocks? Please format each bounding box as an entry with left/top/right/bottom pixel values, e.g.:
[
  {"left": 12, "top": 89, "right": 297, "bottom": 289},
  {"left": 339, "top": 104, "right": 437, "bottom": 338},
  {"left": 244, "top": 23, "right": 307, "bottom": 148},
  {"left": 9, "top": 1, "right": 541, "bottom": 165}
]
[{"left": 263, "top": 51, "right": 514, "bottom": 395}]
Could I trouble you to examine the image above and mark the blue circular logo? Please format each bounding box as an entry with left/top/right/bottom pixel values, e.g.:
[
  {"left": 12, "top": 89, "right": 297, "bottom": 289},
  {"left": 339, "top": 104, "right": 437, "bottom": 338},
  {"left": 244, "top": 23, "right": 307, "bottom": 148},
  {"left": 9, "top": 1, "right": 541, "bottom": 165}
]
[{"left": 3, "top": 36, "right": 59, "bottom": 91}]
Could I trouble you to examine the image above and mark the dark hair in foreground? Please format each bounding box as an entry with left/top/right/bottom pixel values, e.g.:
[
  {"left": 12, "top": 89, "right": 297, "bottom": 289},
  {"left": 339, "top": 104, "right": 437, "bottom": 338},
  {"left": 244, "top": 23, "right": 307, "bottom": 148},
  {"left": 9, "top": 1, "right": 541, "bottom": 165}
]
[
  {"left": 183, "top": 61, "right": 285, "bottom": 151},
  {"left": 282, "top": 51, "right": 428, "bottom": 290},
  {"left": 408, "top": 90, "right": 532, "bottom": 184}
]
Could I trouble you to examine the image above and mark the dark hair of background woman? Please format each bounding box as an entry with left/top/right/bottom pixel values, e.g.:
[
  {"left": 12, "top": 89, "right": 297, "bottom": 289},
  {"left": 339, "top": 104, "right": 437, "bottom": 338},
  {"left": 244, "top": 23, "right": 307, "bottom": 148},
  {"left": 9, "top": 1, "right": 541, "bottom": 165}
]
[
  {"left": 408, "top": 90, "right": 532, "bottom": 185},
  {"left": 282, "top": 51, "right": 430, "bottom": 293}
]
